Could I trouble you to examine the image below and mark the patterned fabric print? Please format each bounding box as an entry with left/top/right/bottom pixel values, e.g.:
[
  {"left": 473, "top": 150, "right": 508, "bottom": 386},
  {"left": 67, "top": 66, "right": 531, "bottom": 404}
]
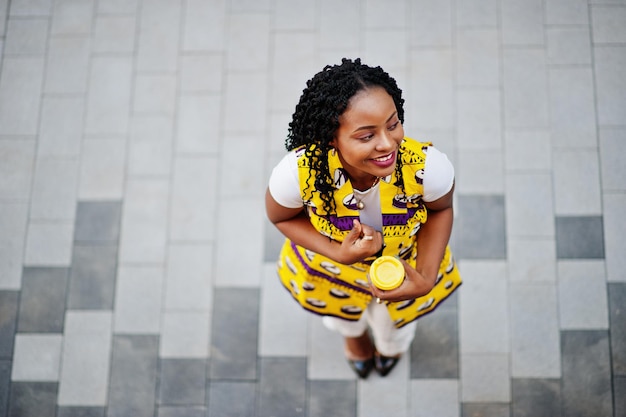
[{"left": 276, "top": 138, "right": 462, "bottom": 328}]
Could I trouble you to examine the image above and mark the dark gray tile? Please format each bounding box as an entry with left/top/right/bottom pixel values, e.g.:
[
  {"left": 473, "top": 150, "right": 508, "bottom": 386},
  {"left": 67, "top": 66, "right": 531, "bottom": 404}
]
[
  {"left": 308, "top": 380, "right": 356, "bottom": 417},
  {"left": 207, "top": 382, "right": 257, "bottom": 417},
  {"left": 158, "top": 359, "right": 206, "bottom": 406},
  {"left": 609, "top": 283, "right": 626, "bottom": 376},
  {"left": 8, "top": 382, "right": 57, "bottom": 417},
  {"left": 462, "top": 402, "right": 510, "bottom": 417},
  {"left": 0, "top": 291, "right": 18, "bottom": 359},
  {"left": 561, "top": 330, "right": 613, "bottom": 417},
  {"left": 615, "top": 376, "right": 626, "bottom": 417},
  {"left": 108, "top": 335, "right": 159, "bottom": 417},
  {"left": 410, "top": 308, "right": 459, "bottom": 378},
  {"left": 74, "top": 201, "right": 122, "bottom": 243},
  {"left": 18, "top": 267, "right": 68, "bottom": 332},
  {"left": 511, "top": 378, "right": 561, "bottom": 417},
  {"left": 68, "top": 244, "right": 118, "bottom": 309},
  {"left": 258, "top": 358, "right": 307, "bottom": 417},
  {"left": 157, "top": 406, "right": 206, "bottom": 417},
  {"left": 264, "top": 219, "right": 285, "bottom": 262},
  {"left": 209, "top": 288, "right": 259, "bottom": 380},
  {"left": 57, "top": 407, "right": 105, "bottom": 417},
  {"left": 555, "top": 216, "right": 604, "bottom": 259},
  {"left": 455, "top": 195, "right": 506, "bottom": 259},
  {"left": 0, "top": 360, "right": 10, "bottom": 417}
]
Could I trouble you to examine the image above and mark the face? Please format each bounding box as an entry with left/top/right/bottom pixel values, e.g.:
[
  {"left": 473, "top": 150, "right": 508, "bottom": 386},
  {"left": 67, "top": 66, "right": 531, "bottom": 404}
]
[{"left": 330, "top": 86, "right": 404, "bottom": 190}]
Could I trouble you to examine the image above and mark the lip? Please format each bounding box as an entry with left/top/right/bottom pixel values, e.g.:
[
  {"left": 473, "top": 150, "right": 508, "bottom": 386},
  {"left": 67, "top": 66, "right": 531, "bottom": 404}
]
[{"left": 369, "top": 151, "right": 396, "bottom": 168}]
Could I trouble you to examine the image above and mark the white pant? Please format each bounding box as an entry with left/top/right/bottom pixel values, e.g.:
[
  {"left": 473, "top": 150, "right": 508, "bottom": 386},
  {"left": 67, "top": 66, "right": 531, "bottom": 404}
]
[{"left": 322, "top": 301, "right": 417, "bottom": 357}]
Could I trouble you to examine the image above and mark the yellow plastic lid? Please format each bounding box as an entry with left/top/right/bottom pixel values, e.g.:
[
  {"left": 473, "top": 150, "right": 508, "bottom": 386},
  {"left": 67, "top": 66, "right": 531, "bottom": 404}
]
[{"left": 369, "top": 256, "right": 405, "bottom": 290}]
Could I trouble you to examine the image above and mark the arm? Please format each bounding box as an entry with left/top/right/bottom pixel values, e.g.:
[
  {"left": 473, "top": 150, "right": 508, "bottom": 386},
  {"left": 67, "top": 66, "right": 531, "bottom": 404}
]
[
  {"left": 369, "top": 182, "right": 455, "bottom": 302},
  {"left": 265, "top": 188, "right": 384, "bottom": 265}
]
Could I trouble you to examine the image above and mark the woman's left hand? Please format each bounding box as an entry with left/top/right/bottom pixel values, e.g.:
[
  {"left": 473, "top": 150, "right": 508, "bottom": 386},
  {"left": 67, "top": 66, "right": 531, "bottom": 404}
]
[{"left": 368, "top": 257, "right": 436, "bottom": 303}]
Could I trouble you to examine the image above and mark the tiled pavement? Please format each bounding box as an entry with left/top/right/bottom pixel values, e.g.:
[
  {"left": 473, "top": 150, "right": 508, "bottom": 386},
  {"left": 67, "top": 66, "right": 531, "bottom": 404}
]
[{"left": 0, "top": 0, "right": 625, "bottom": 416}]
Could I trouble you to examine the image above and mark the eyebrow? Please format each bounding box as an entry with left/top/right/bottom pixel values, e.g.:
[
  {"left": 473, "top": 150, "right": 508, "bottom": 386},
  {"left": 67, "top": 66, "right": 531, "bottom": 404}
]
[{"left": 352, "top": 111, "right": 398, "bottom": 133}]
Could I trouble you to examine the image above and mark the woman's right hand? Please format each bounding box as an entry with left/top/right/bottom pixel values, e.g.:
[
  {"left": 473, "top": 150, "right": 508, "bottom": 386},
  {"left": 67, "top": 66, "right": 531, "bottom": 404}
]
[{"left": 337, "top": 219, "right": 383, "bottom": 265}]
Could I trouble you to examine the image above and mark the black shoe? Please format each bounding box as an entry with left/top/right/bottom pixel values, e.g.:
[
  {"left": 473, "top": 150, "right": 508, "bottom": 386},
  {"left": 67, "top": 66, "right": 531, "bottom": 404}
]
[
  {"left": 348, "top": 358, "right": 375, "bottom": 379},
  {"left": 374, "top": 354, "right": 400, "bottom": 377}
]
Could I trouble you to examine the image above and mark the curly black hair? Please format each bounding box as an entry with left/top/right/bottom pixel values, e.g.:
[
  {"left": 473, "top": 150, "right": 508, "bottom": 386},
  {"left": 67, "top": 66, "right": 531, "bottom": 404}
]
[{"left": 286, "top": 58, "right": 405, "bottom": 216}]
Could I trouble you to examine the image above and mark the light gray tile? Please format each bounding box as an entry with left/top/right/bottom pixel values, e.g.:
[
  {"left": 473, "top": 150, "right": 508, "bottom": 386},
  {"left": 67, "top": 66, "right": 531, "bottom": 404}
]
[
  {"left": 97, "top": 0, "right": 138, "bottom": 14},
  {"left": 358, "top": 357, "right": 410, "bottom": 417},
  {"left": 505, "top": 173, "right": 555, "bottom": 238},
  {"left": 114, "top": 265, "right": 164, "bottom": 334},
  {"left": 558, "top": 260, "right": 609, "bottom": 329},
  {"left": 0, "top": 202, "right": 28, "bottom": 290},
  {"left": 604, "top": 193, "right": 626, "bottom": 283},
  {"left": 502, "top": 48, "right": 549, "bottom": 129},
  {"left": 319, "top": 0, "right": 360, "bottom": 50},
  {"left": 507, "top": 237, "right": 557, "bottom": 283},
  {"left": 175, "top": 94, "right": 221, "bottom": 153},
  {"left": 4, "top": 18, "right": 48, "bottom": 54},
  {"left": 456, "top": 150, "right": 504, "bottom": 194},
  {"left": 218, "top": 134, "right": 266, "bottom": 198},
  {"left": 274, "top": 0, "right": 316, "bottom": 31},
  {"left": 38, "top": 96, "right": 84, "bottom": 158},
  {"left": 231, "top": 0, "right": 271, "bottom": 12},
  {"left": 591, "top": 5, "right": 626, "bottom": 44},
  {"left": 182, "top": 0, "right": 225, "bottom": 52},
  {"left": 553, "top": 148, "right": 602, "bottom": 216},
  {"left": 51, "top": 0, "right": 94, "bottom": 35},
  {"left": 501, "top": 0, "right": 544, "bottom": 45},
  {"left": 456, "top": 0, "right": 497, "bottom": 27},
  {"left": 363, "top": 29, "right": 407, "bottom": 71},
  {"left": 224, "top": 72, "right": 269, "bottom": 133},
  {"left": 159, "top": 311, "right": 210, "bottom": 358},
  {"left": 408, "top": 49, "right": 454, "bottom": 130},
  {"left": 169, "top": 156, "right": 218, "bottom": 241},
  {"left": 24, "top": 221, "right": 74, "bottom": 266},
  {"left": 456, "top": 90, "right": 501, "bottom": 150},
  {"left": 78, "top": 138, "right": 126, "bottom": 200},
  {"left": 8, "top": 0, "right": 52, "bottom": 16},
  {"left": 410, "top": 379, "right": 460, "bottom": 417},
  {"left": 44, "top": 37, "right": 90, "bottom": 94},
  {"left": 456, "top": 28, "right": 500, "bottom": 88},
  {"left": 133, "top": 74, "right": 177, "bottom": 116},
  {"left": 226, "top": 12, "right": 270, "bottom": 71},
  {"left": 30, "top": 158, "right": 78, "bottom": 221},
  {"left": 409, "top": 0, "right": 452, "bottom": 47},
  {"left": 259, "top": 263, "right": 308, "bottom": 356},
  {"left": 84, "top": 56, "right": 133, "bottom": 136},
  {"left": 58, "top": 311, "right": 112, "bottom": 406},
  {"left": 460, "top": 353, "right": 511, "bottom": 402},
  {"left": 119, "top": 179, "right": 169, "bottom": 264},
  {"left": 0, "top": 138, "right": 35, "bottom": 200},
  {"left": 458, "top": 261, "right": 509, "bottom": 354},
  {"left": 364, "top": 0, "right": 405, "bottom": 29},
  {"left": 164, "top": 244, "right": 213, "bottom": 310},
  {"left": 93, "top": 15, "right": 136, "bottom": 54},
  {"left": 545, "top": 0, "right": 589, "bottom": 24},
  {"left": 0, "top": 57, "right": 45, "bottom": 135},
  {"left": 128, "top": 115, "right": 174, "bottom": 178},
  {"left": 11, "top": 334, "right": 63, "bottom": 381},
  {"left": 547, "top": 27, "right": 592, "bottom": 66},
  {"left": 594, "top": 46, "right": 626, "bottom": 126},
  {"left": 504, "top": 130, "right": 552, "bottom": 172},
  {"left": 136, "top": 0, "right": 181, "bottom": 72},
  {"left": 599, "top": 128, "right": 626, "bottom": 192},
  {"left": 307, "top": 316, "right": 354, "bottom": 380},
  {"left": 510, "top": 283, "right": 561, "bottom": 378},
  {"left": 549, "top": 67, "right": 597, "bottom": 148},
  {"left": 214, "top": 198, "right": 264, "bottom": 287},
  {"left": 180, "top": 54, "right": 222, "bottom": 93}
]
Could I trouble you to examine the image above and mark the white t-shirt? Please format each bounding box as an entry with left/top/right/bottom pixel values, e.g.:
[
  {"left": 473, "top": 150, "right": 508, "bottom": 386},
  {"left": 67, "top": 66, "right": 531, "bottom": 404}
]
[{"left": 268, "top": 146, "right": 454, "bottom": 232}]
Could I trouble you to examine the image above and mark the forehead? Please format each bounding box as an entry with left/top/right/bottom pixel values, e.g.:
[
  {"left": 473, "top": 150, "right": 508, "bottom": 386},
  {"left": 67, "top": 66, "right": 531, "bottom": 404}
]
[{"left": 340, "top": 86, "right": 396, "bottom": 124}]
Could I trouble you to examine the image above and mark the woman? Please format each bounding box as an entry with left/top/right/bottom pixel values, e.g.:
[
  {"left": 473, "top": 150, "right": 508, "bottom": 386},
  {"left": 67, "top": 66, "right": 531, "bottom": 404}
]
[{"left": 266, "top": 58, "right": 461, "bottom": 378}]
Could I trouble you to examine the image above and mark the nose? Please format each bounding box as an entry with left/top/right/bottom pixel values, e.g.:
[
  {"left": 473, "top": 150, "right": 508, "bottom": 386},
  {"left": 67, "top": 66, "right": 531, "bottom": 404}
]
[{"left": 376, "top": 130, "right": 394, "bottom": 151}]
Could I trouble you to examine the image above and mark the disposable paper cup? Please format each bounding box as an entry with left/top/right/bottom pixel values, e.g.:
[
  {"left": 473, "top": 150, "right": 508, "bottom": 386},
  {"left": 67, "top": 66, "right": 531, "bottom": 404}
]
[{"left": 369, "top": 256, "right": 405, "bottom": 291}]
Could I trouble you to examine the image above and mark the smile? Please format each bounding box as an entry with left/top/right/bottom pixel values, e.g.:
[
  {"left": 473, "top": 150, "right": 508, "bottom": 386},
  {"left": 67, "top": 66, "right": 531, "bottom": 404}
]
[
  {"left": 369, "top": 152, "right": 396, "bottom": 168},
  {"left": 372, "top": 153, "right": 393, "bottom": 162}
]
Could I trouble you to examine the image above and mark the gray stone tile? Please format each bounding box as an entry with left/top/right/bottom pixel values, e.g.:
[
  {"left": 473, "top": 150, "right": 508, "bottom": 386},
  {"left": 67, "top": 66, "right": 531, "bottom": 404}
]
[
  {"left": 609, "top": 283, "right": 626, "bottom": 375},
  {"left": 511, "top": 378, "right": 561, "bottom": 417},
  {"left": 457, "top": 89, "right": 501, "bottom": 150},
  {"left": 0, "top": 291, "right": 18, "bottom": 358},
  {"left": 553, "top": 149, "right": 603, "bottom": 216},
  {"left": 456, "top": 0, "right": 497, "bottom": 27},
  {"left": 128, "top": 115, "right": 174, "bottom": 178},
  {"left": 0, "top": 202, "right": 28, "bottom": 289},
  {"left": 182, "top": 0, "right": 225, "bottom": 51},
  {"left": 258, "top": 358, "right": 307, "bottom": 417},
  {"left": 264, "top": 220, "right": 285, "bottom": 262},
  {"left": 594, "top": 46, "right": 626, "bottom": 126},
  {"left": 547, "top": 27, "right": 592, "bottom": 66},
  {"left": 9, "top": 0, "right": 52, "bottom": 15},
  {"left": 136, "top": 0, "right": 181, "bottom": 72},
  {"left": 591, "top": 5, "right": 626, "bottom": 44},
  {"left": 18, "top": 268, "right": 68, "bottom": 332},
  {"left": 410, "top": 379, "right": 460, "bottom": 417},
  {"left": 175, "top": 95, "right": 221, "bottom": 153},
  {"left": 545, "top": 0, "right": 588, "bottom": 24},
  {"left": 409, "top": 0, "right": 452, "bottom": 47},
  {"left": 219, "top": 134, "right": 266, "bottom": 198},
  {"left": 44, "top": 37, "right": 90, "bottom": 94},
  {"left": 319, "top": 0, "right": 359, "bottom": 50},
  {"left": 11, "top": 334, "right": 63, "bottom": 381},
  {"left": 207, "top": 381, "right": 257, "bottom": 417},
  {"left": 30, "top": 157, "right": 79, "bottom": 221},
  {"left": 457, "top": 150, "right": 504, "bottom": 194},
  {"left": 0, "top": 138, "right": 36, "bottom": 200},
  {"left": 108, "top": 336, "right": 158, "bottom": 417},
  {"left": 455, "top": 195, "right": 506, "bottom": 259},
  {"left": 38, "top": 96, "right": 85, "bottom": 158},
  {"left": 134, "top": 74, "right": 177, "bottom": 116},
  {"left": 8, "top": 382, "right": 58, "bottom": 417},
  {"left": 603, "top": 193, "right": 626, "bottom": 283},
  {"left": 501, "top": 0, "right": 544, "bottom": 46},
  {"left": 74, "top": 201, "right": 122, "bottom": 244},
  {"left": 158, "top": 359, "right": 206, "bottom": 406},
  {"left": 358, "top": 352, "right": 411, "bottom": 416},
  {"left": 113, "top": 265, "right": 164, "bottom": 334},
  {"left": 507, "top": 237, "right": 556, "bottom": 284},
  {"left": 0, "top": 360, "right": 10, "bottom": 417},
  {"left": 93, "top": 15, "right": 135, "bottom": 53},
  {"left": 180, "top": 54, "right": 222, "bottom": 93},
  {"left": 165, "top": 244, "right": 213, "bottom": 310},
  {"left": 504, "top": 130, "right": 552, "bottom": 172},
  {"left": 555, "top": 216, "right": 605, "bottom": 259},
  {"left": 158, "top": 407, "right": 206, "bottom": 417},
  {"left": 364, "top": 29, "right": 408, "bottom": 72},
  {"left": 557, "top": 261, "right": 608, "bottom": 330},
  {"left": 209, "top": 288, "right": 259, "bottom": 380},
  {"left": 599, "top": 128, "right": 626, "bottom": 192},
  {"left": 4, "top": 17, "right": 48, "bottom": 54},
  {"left": 615, "top": 376, "right": 626, "bottom": 417},
  {"left": 226, "top": 13, "right": 270, "bottom": 71},
  {"left": 57, "top": 407, "right": 105, "bottom": 417},
  {"left": 97, "top": 0, "right": 138, "bottom": 14},
  {"left": 456, "top": 28, "right": 500, "bottom": 88},
  {"left": 274, "top": 0, "right": 316, "bottom": 31},
  {"left": 308, "top": 380, "right": 356, "bottom": 417},
  {"left": 24, "top": 221, "right": 74, "bottom": 266},
  {"left": 51, "top": 0, "right": 94, "bottom": 35},
  {"left": 410, "top": 309, "right": 459, "bottom": 378},
  {"left": 0, "top": 57, "right": 44, "bottom": 135},
  {"left": 160, "top": 311, "right": 211, "bottom": 358},
  {"left": 461, "top": 353, "right": 510, "bottom": 402},
  {"left": 224, "top": 71, "right": 268, "bottom": 133},
  {"left": 505, "top": 173, "right": 555, "bottom": 238},
  {"left": 68, "top": 245, "right": 118, "bottom": 310},
  {"left": 462, "top": 403, "right": 510, "bottom": 417},
  {"left": 561, "top": 330, "right": 613, "bottom": 417}
]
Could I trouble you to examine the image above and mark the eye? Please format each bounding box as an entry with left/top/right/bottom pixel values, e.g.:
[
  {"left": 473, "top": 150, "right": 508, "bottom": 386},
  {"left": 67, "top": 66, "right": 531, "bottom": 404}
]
[
  {"left": 388, "top": 121, "right": 400, "bottom": 130},
  {"left": 358, "top": 133, "right": 374, "bottom": 141}
]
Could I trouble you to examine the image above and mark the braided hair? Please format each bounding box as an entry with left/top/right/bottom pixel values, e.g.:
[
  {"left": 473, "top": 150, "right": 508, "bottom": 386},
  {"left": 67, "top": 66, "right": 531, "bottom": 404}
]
[{"left": 286, "top": 58, "right": 406, "bottom": 215}]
